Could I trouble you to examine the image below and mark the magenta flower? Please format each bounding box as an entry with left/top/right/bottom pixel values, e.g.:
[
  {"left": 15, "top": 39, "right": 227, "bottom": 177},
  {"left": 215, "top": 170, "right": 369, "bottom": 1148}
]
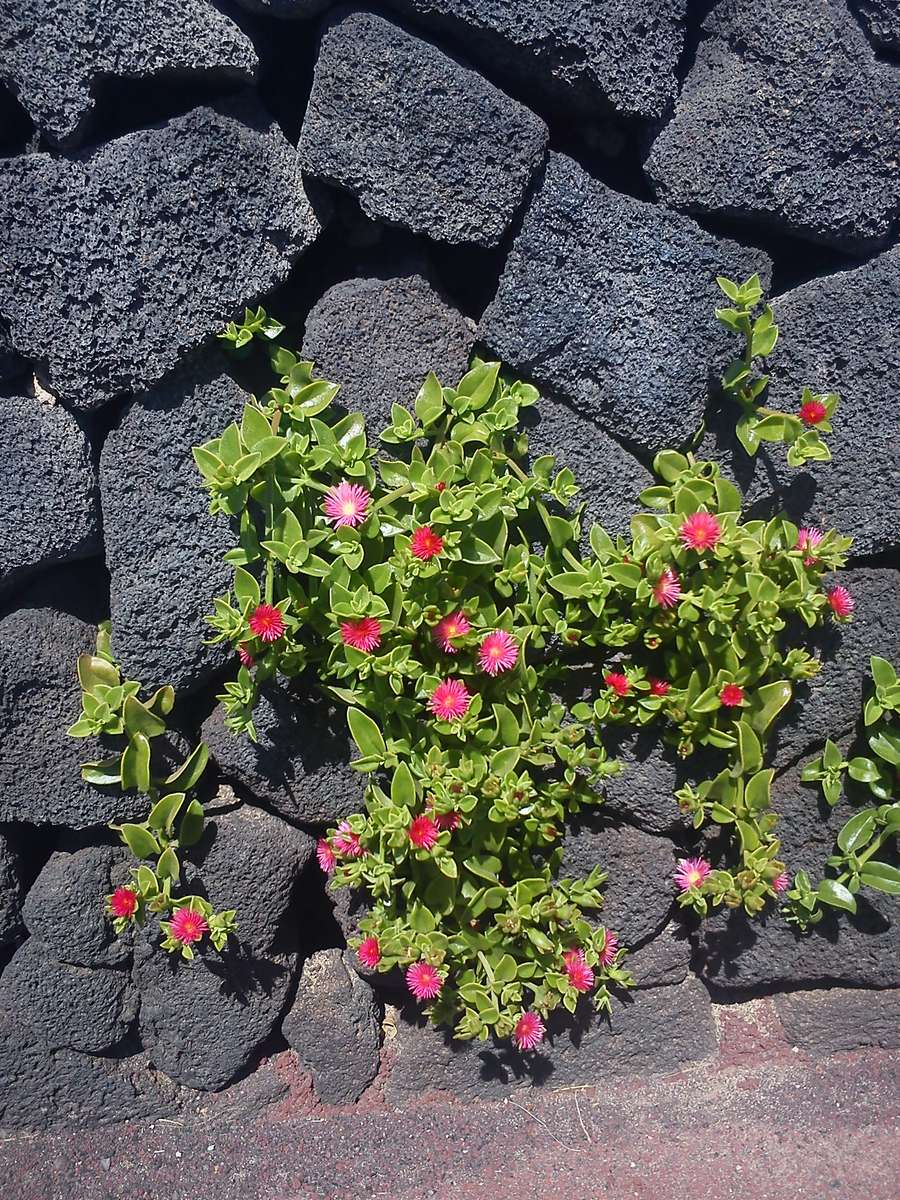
[
  {"left": 237, "top": 644, "right": 255, "bottom": 668},
  {"left": 827, "top": 585, "right": 854, "bottom": 619},
  {"left": 796, "top": 527, "right": 823, "bottom": 566},
  {"left": 434, "top": 810, "right": 461, "bottom": 832},
  {"left": 332, "top": 820, "right": 364, "bottom": 858},
  {"left": 513, "top": 1011, "right": 545, "bottom": 1051},
  {"left": 604, "top": 671, "right": 630, "bottom": 698},
  {"left": 598, "top": 930, "right": 620, "bottom": 968},
  {"left": 674, "top": 857, "right": 712, "bottom": 892},
  {"left": 429, "top": 679, "right": 472, "bottom": 722},
  {"left": 323, "top": 481, "right": 371, "bottom": 528},
  {"left": 358, "top": 937, "right": 382, "bottom": 969},
  {"left": 316, "top": 838, "right": 336, "bottom": 874},
  {"left": 340, "top": 616, "right": 382, "bottom": 652},
  {"left": 679, "top": 511, "right": 721, "bottom": 552},
  {"left": 772, "top": 872, "right": 791, "bottom": 896},
  {"left": 169, "top": 907, "right": 208, "bottom": 945},
  {"left": 109, "top": 887, "right": 138, "bottom": 919},
  {"left": 562, "top": 948, "right": 595, "bottom": 994},
  {"left": 648, "top": 677, "right": 670, "bottom": 697},
  {"left": 652, "top": 567, "right": 682, "bottom": 609},
  {"left": 410, "top": 526, "right": 444, "bottom": 560},
  {"left": 799, "top": 399, "right": 827, "bottom": 426},
  {"left": 433, "top": 611, "right": 470, "bottom": 654},
  {"left": 477, "top": 631, "right": 518, "bottom": 676},
  {"left": 719, "top": 683, "right": 745, "bottom": 707},
  {"left": 248, "top": 603, "right": 285, "bottom": 643},
  {"left": 406, "top": 962, "right": 443, "bottom": 1001},
  {"left": 409, "top": 815, "right": 440, "bottom": 851}
]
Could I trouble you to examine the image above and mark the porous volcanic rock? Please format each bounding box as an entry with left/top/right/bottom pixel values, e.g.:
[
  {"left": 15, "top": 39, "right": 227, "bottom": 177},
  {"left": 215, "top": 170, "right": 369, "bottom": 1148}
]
[
  {"left": 100, "top": 350, "right": 246, "bottom": 695},
  {"left": 0, "top": 323, "right": 24, "bottom": 381},
  {"left": 645, "top": 0, "right": 900, "bottom": 251},
  {"left": 0, "top": 390, "right": 99, "bottom": 594},
  {"left": 700, "top": 247, "right": 900, "bottom": 557},
  {"left": 0, "top": 98, "right": 323, "bottom": 410},
  {"left": 0, "top": 938, "right": 137, "bottom": 1054},
  {"left": 0, "top": 831, "right": 25, "bottom": 947},
  {"left": 383, "top": 0, "right": 687, "bottom": 118},
  {"left": 479, "top": 153, "right": 771, "bottom": 456},
  {"left": 298, "top": 9, "right": 547, "bottom": 246},
  {"left": 626, "top": 921, "right": 692, "bottom": 989},
  {"left": 562, "top": 814, "right": 675, "bottom": 947},
  {"left": 202, "top": 683, "right": 361, "bottom": 826},
  {"left": 0, "top": 608, "right": 147, "bottom": 827},
  {"left": 301, "top": 273, "right": 475, "bottom": 434},
  {"left": 282, "top": 948, "right": 381, "bottom": 1103},
  {"left": 769, "top": 568, "right": 900, "bottom": 769},
  {"left": 854, "top": 0, "right": 900, "bottom": 50},
  {"left": 775, "top": 987, "right": 900, "bottom": 1054},
  {"left": 0, "top": 0, "right": 258, "bottom": 146},
  {"left": 21, "top": 845, "right": 133, "bottom": 968},
  {"left": 385, "top": 976, "right": 716, "bottom": 1100}
]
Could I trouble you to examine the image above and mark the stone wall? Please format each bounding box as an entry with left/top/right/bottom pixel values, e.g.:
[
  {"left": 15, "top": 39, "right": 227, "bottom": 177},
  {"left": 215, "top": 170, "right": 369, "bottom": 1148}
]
[{"left": 0, "top": 0, "right": 898, "bottom": 1130}]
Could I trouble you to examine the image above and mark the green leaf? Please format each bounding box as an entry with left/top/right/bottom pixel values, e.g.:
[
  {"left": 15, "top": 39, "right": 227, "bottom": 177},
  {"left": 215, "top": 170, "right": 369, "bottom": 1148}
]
[
  {"left": 493, "top": 954, "right": 517, "bottom": 984},
  {"left": 156, "top": 847, "right": 180, "bottom": 883},
  {"left": 870, "top": 656, "right": 896, "bottom": 690},
  {"left": 123, "top": 694, "right": 166, "bottom": 739},
  {"left": 391, "top": 763, "right": 416, "bottom": 809},
  {"left": 492, "top": 746, "right": 520, "bottom": 776},
  {"left": 163, "top": 743, "right": 210, "bottom": 793},
  {"left": 347, "top": 708, "right": 386, "bottom": 759},
  {"left": 145, "top": 685, "right": 176, "bottom": 718},
  {"left": 120, "top": 733, "right": 151, "bottom": 792},
  {"left": 869, "top": 729, "right": 900, "bottom": 766},
  {"left": 414, "top": 373, "right": 444, "bottom": 426},
  {"left": 859, "top": 862, "right": 900, "bottom": 895},
  {"left": 459, "top": 537, "right": 501, "bottom": 565},
  {"left": 749, "top": 681, "right": 792, "bottom": 733},
  {"left": 80, "top": 756, "right": 122, "bottom": 785},
  {"left": 233, "top": 567, "right": 261, "bottom": 609},
  {"left": 117, "top": 823, "right": 160, "bottom": 860},
  {"left": 817, "top": 879, "right": 857, "bottom": 913},
  {"left": 736, "top": 720, "right": 763, "bottom": 774},
  {"left": 178, "top": 799, "right": 205, "bottom": 847},
  {"left": 148, "top": 791, "right": 187, "bottom": 834},
  {"left": 847, "top": 757, "right": 880, "bottom": 784},
  {"left": 77, "top": 653, "right": 120, "bottom": 694},
  {"left": 836, "top": 809, "right": 877, "bottom": 855}
]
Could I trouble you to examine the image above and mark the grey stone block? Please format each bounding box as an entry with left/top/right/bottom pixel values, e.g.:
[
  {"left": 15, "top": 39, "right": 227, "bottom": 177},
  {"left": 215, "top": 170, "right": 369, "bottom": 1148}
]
[{"left": 775, "top": 986, "right": 900, "bottom": 1054}]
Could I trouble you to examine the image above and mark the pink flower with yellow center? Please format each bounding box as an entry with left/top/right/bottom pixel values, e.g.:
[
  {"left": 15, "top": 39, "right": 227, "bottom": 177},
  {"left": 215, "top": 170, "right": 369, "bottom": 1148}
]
[
  {"left": 410, "top": 526, "right": 444, "bottom": 560},
  {"left": 429, "top": 679, "right": 472, "bottom": 722},
  {"left": 652, "top": 567, "right": 682, "bottom": 609},
  {"left": 478, "top": 631, "right": 518, "bottom": 676},
  {"left": 563, "top": 948, "right": 595, "bottom": 993},
  {"left": 604, "top": 671, "right": 630, "bottom": 697},
  {"left": 323, "top": 481, "right": 371, "bottom": 529},
  {"left": 799, "top": 399, "right": 827, "bottom": 426},
  {"left": 340, "top": 616, "right": 382, "bottom": 652},
  {"left": 679, "top": 511, "right": 721, "bottom": 552},
  {"left": 332, "top": 820, "right": 365, "bottom": 858},
  {"left": 169, "top": 907, "right": 209, "bottom": 945},
  {"left": 827, "top": 585, "right": 854, "bottom": 619},
  {"left": 248, "top": 603, "right": 285, "bottom": 643},
  {"left": 406, "top": 962, "right": 443, "bottom": 1001},
  {"left": 598, "top": 930, "right": 620, "bottom": 968},
  {"left": 674, "top": 857, "right": 712, "bottom": 892},
  {"left": 796, "top": 527, "right": 823, "bottom": 566},
  {"left": 109, "top": 887, "right": 138, "bottom": 919},
  {"left": 316, "top": 838, "right": 336, "bottom": 873},
  {"left": 433, "top": 611, "right": 470, "bottom": 654},
  {"left": 719, "top": 683, "right": 745, "bottom": 707},
  {"left": 648, "top": 677, "right": 670, "bottom": 697},
  {"left": 513, "top": 1011, "right": 545, "bottom": 1051},
  {"left": 358, "top": 937, "right": 381, "bottom": 969},
  {"left": 772, "top": 872, "right": 791, "bottom": 896},
  {"left": 409, "top": 815, "right": 440, "bottom": 850}
]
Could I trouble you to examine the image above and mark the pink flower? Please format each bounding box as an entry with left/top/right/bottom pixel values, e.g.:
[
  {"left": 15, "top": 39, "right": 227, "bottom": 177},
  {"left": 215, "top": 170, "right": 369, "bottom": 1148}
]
[
  {"left": 435, "top": 481, "right": 446, "bottom": 492},
  {"left": 478, "top": 631, "right": 518, "bottom": 676},
  {"left": 406, "top": 962, "right": 443, "bottom": 1001},
  {"left": 563, "top": 948, "right": 595, "bottom": 994},
  {"left": 333, "top": 820, "right": 365, "bottom": 858},
  {"left": 772, "top": 872, "right": 791, "bottom": 896},
  {"left": 340, "top": 616, "right": 382, "bottom": 652},
  {"left": 316, "top": 838, "right": 336, "bottom": 873},
  {"left": 109, "top": 887, "right": 138, "bottom": 919},
  {"left": 248, "top": 603, "right": 285, "bottom": 643},
  {"left": 799, "top": 399, "right": 827, "bottom": 426},
  {"left": 679, "top": 511, "right": 721, "bottom": 552},
  {"left": 674, "top": 857, "right": 712, "bottom": 892},
  {"left": 237, "top": 643, "right": 255, "bottom": 668},
  {"left": 429, "top": 679, "right": 472, "bottom": 722},
  {"left": 719, "top": 683, "right": 745, "bottom": 707},
  {"left": 323, "top": 481, "right": 371, "bottom": 528},
  {"left": 409, "top": 815, "right": 440, "bottom": 850},
  {"left": 648, "top": 677, "right": 670, "bottom": 697},
  {"left": 169, "top": 907, "right": 209, "bottom": 945},
  {"left": 827, "top": 585, "right": 854, "bottom": 619},
  {"left": 513, "top": 1011, "right": 545, "bottom": 1051},
  {"left": 604, "top": 671, "right": 630, "bottom": 698},
  {"left": 358, "top": 937, "right": 381, "bottom": 969},
  {"left": 434, "top": 810, "right": 461, "bottom": 832},
  {"left": 433, "top": 611, "right": 470, "bottom": 654},
  {"left": 410, "top": 526, "right": 444, "bottom": 560},
  {"left": 796, "top": 527, "right": 823, "bottom": 566},
  {"left": 598, "top": 931, "right": 620, "bottom": 968},
  {"left": 652, "top": 567, "right": 682, "bottom": 609}
]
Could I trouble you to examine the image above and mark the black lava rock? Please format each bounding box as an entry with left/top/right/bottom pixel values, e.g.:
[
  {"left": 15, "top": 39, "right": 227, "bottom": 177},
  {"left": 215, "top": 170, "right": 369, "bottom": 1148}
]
[
  {"left": 0, "top": 0, "right": 257, "bottom": 146},
  {"left": 202, "top": 683, "right": 362, "bottom": 827},
  {"left": 298, "top": 9, "right": 547, "bottom": 246},
  {"left": 0, "top": 323, "right": 24, "bottom": 382},
  {"left": 854, "top": 0, "right": 900, "bottom": 50},
  {"left": 645, "top": 0, "right": 900, "bottom": 252},
  {"left": 100, "top": 350, "right": 247, "bottom": 695},
  {"left": 775, "top": 987, "right": 900, "bottom": 1054},
  {"left": 0, "top": 831, "right": 25, "bottom": 947},
  {"left": 0, "top": 938, "right": 137, "bottom": 1054},
  {"left": 282, "top": 948, "right": 381, "bottom": 1103},
  {"left": 0, "top": 98, "right": 323, "bottom": 410},
  {"left": 627, "top": 921, "right": 692, "bottom": 989},
  {"left": 479, "top": 153, "right": 772, "bottom": 457},
  {"left": 384, "top": 0, "right": 687, "bottom": 119},
  {"left": 301, "top": 272, "right": 476, "bottom": 435},
  {"left": 0, "top": 390, "right": 99, "bottom": 595}
]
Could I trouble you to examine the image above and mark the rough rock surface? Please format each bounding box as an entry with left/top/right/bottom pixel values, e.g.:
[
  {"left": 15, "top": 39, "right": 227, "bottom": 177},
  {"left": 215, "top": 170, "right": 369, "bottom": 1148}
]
[
  {"left": 0, "top": 98, "right": 323, "bottom": 410},
  {"left": 202, "top": 683, "right": 362, "bottom": 826},
  {"left": 299, "top": 10, "right": 547, "bottom": 246},
  {"left": 701, "top": 248, "right": 900, "bottom": 557},
  {"left": 479, "top": 153, "right": 772, "bottom": 456},
  {"left": 282, "top": 949, "right": 381, "bottom": 1103},
  {"left": 0, "top": 938, "right": 136, "bottom": 1054},
  {"left": 301, "top": 273, "right": 475, "bottom": 434},
  {"left": 0, "top": 0, "right": 258, "bottom": 146},
  {"left": 627, "top": 921, "right": 692, "bottom": 989},
  {"left": 645, "top": 0, "right": 900, "bottom": 251},
  {"left": 0, "top": 832, "right": 24, "bottom": 947},
  {"left": 191, "top": 798, "right": 314, "bottom": 957},
  {"left": 854, "top": 0, "right": 900, "bottom": 50},
  {"left": 385, "top": 977, "right": 716, "bottom": 1099},
  {"left": 0, "top": 390, "right": 99, "bottom": 594},
  {"left": 21, "top": 845, "right": 133, "bottom": 967},
  {"left": 0, "top": 324, "right": 24, "bottom": 381},
  {"left": 562, "top": 814, "right": 674, "bottom": 947},
  {"left": 775, "top": 987, "right": 900, "bottom": 1054},
  {"left": 384, "top": 0, "right": 687, "bottom": 118},
  {"left": 769, "top": 568, "right": 900, "bottom": 769},
  {"left": 133, "top": 931, "right": 297, "bottom": 1091},
  {"left": 0, "top": 608, "right": 147, "bottom": 827},
  {"left": 100, "top": 351, "right": 246, "bottom": 694}
]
